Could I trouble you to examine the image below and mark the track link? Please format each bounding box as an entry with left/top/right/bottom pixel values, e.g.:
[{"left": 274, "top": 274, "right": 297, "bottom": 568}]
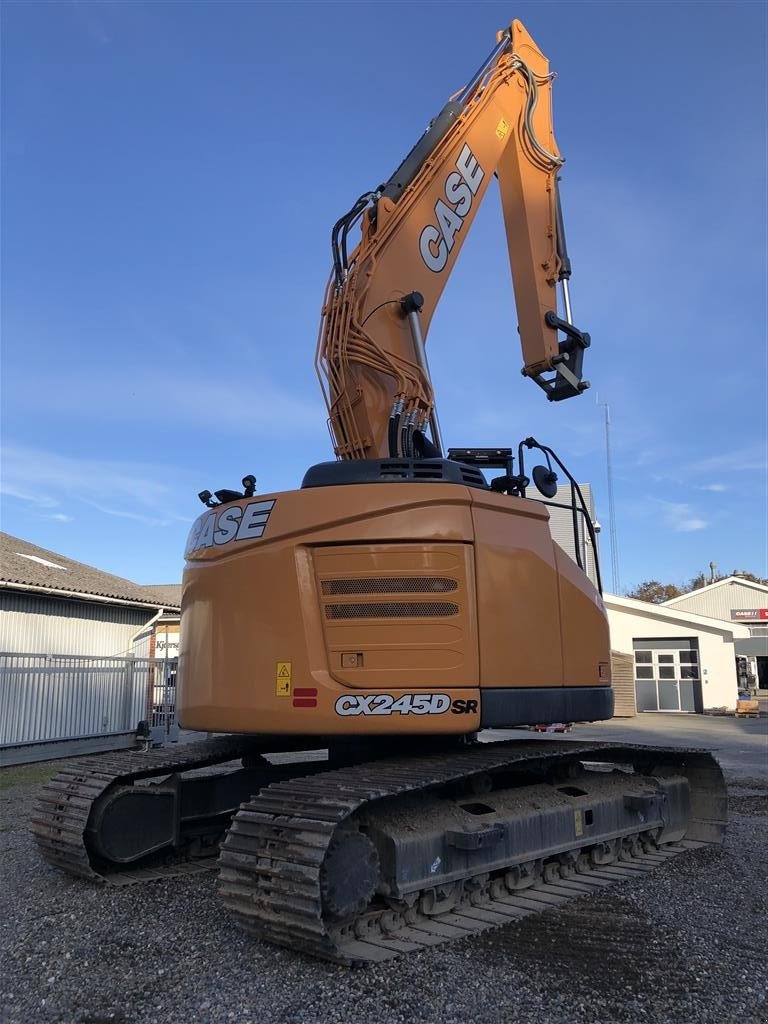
[
  {"left": 32, "top": 736, "right": 262, "bottom": 884},
  {"left": 218, "top": 740, "right": 726, "bottom": 964}
]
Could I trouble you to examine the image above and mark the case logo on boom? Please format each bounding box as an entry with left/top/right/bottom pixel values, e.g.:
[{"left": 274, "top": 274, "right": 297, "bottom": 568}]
[
  {"left": 185, "top": 499, "right": 276, "bottom": 556},
  {"left": 419, "top": 144, "right": 485, "bottom": 273}
]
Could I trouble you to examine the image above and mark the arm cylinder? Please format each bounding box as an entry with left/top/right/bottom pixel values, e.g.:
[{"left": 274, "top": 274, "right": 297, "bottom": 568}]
[{"left": 401, "top": 293, "right": 444, "bottom": 455}]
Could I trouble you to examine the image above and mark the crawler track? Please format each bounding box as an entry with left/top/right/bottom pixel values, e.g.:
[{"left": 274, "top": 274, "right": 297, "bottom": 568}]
[
  {"left": 217, "top": 740, "right": 726, "bottom": 964},
  {"left": 32, "top": 737, "right": 726, "bottom": 964},
  {"left": 32, "top": 737, "right": 267, "bottom": 883}
]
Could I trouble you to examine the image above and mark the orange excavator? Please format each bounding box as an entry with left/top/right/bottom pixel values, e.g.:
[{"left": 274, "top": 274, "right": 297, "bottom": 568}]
[{"left": 35, "top": 20, "right": 726, "bottom": 965}]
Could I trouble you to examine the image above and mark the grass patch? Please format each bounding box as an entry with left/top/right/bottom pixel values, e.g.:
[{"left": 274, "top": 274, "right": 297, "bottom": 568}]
[{"left": 0, "top": 762, "right": 59, "bottom": 791}]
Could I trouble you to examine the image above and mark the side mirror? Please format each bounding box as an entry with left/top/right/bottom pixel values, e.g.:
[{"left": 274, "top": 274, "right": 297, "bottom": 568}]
[{"left": 532, "top": 464, "right": 558, "bottom": 498}]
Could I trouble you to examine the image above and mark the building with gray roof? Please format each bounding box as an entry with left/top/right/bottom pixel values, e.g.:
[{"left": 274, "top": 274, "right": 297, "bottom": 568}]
[{"left": 0, "top": 532, "right": 180, "bottom": 657}]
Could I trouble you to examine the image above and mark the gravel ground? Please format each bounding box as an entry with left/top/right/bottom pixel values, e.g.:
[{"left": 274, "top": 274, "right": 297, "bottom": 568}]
[{"left": 1, "top": 720, "right": 766, "bottom": 1024}]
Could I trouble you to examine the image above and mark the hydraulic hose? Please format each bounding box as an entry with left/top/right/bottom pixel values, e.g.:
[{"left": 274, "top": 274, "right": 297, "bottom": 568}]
[{"left": 388, "top": 414, "right": 401, "bottom": 458}]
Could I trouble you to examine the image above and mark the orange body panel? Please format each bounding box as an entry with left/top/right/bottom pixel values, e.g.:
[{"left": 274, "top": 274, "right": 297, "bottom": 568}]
[
  {"left": 471, "top": 491, "right": 564, "bottom": 688},
  {"left": 179, "top": 484, "right": 610, "bottom": 736}
]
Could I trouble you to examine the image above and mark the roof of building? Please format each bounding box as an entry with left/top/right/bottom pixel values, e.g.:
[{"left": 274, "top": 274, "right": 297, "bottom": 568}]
[
  {"left": 0, "top": 532, "right": 180, "bottom": 610},
  {"left": 604, "top": 592, "right": 750, "bottom": 637},
  {"left": 661, "top": 575, "right": 768, "bottom": 606},
  {"left": 142, "top": 583, "right": 182, "bottom": 607}
]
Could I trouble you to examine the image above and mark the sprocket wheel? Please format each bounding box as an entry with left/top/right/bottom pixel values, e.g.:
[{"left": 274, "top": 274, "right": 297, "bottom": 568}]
[{"left": 319, "top": 829, "right": 379, "bottom": 919}]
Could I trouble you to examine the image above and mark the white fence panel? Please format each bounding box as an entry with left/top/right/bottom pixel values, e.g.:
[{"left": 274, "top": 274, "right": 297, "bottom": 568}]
[{"left": 0, "top": 653, "right": 177, "bottom": 746}]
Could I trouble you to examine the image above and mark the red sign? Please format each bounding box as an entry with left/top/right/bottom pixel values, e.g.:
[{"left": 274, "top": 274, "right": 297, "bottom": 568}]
[{"left": 731, "top": 608, "right": 768, "bottom": 620}]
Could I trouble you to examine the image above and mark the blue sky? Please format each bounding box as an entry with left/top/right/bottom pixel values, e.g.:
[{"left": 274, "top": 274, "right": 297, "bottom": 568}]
[{"left": 2, "top": 0, "right": 766, "bottom": 592}]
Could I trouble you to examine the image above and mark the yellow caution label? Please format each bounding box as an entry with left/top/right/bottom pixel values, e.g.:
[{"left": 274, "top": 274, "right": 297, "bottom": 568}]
[
  {"left": 574, "top": 809, "right": 583, "bottom": 837},
  {"left": 495, "top": 117, "right": 510, "bottom": 140},
  {"left": 275, "top": 662, "right": 292, "bottom": 697}
]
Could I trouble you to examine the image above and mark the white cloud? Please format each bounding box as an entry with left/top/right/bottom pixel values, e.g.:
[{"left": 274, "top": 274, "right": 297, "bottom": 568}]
[
  {"left": 1, "top": 484, "right": 59, "bottom": 509},
  {"left": 0, "top": 443, "right": 187, "bottom": 528},
  {"left": 654, "top": 499, "right": 709, "bottom": 533},
  {"left": 79, "top": 500, "right": 175, "bottom": 528},
  {"left": 686, "top": 447, "right": 765, "bottom": 476},
  {"left": 636, "top": 446, "right": 764, "bottom": 489},
  {"left": 675, "top": 515, "right": 708, "bottom": 532},
  {"left": 2, "top": 368, "right": 324, "bottom": 437}
]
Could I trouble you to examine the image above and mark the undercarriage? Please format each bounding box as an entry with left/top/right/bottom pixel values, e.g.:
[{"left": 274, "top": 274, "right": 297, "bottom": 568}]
[{"left": 33, "top": 736, "right": 726, "bottom": 964}]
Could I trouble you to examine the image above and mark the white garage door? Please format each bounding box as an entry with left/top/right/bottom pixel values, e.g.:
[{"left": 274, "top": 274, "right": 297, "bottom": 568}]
[{"left": 633, "top": 638, "right": 702, "bottom": 713}]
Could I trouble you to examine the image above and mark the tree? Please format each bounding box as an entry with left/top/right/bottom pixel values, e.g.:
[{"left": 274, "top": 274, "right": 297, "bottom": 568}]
[
  {"left": 686, "top": 572, "right": 708, "bottom": 592},
  {"left": 625, "top": 580, "right": 682, "bottom": 604},
  {"left": 626, "top": 569, "right": 768, "bottom": 603},
  {"left": 728, "top": 570, "right": 768, "bottom": 586}
]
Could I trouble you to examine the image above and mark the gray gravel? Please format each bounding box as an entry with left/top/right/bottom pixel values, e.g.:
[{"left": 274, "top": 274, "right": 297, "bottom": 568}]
[{"left": 1, "top": 719, "right": 766, "bottom": 1024}]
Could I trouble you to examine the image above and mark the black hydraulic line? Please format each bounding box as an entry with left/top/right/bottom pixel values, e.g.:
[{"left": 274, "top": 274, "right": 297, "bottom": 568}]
[
  {"left": 340, "top": 194, "right": 373, "bottom": 272},
  {"left": 388, "top": 413, "right": 401, "bottom": 458},
  {"left": 401, "top": 423, "right": 414, "bottom": 459},
  {"left": 339, "top": 218, "right": 353, "bottom": 278},
  {"left": 331, "top": 215, "right": 346, "bottom": 287},
  {"left": 570, "top": 479, "right": 584, "bottom": 571},
  {"left": 517, "top": 441, "right": 528, "bottom": 495},
  {"left": 554, "top": 176, "right": 572, "bottom": 281},
  {"left": 361, "top": 298, "right": 401, "bottom": 327},
  {"left": 332, "top": 192, "right": 376, "bottom": 287},
  {"left": 413, "top": 429, "right": 442, "bottom": 459}
]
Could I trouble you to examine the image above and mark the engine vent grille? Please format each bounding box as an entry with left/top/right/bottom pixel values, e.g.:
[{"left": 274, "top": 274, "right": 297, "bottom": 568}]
[
  {"left": 380, "top": 461, "right": 444, "bottom": 480},
  {"left": 325, "top": 601, "right": 460, "bottom": 620},
  {"left": 321, "top": 577, "right": 458, "bottom": 596},
  {"left": 459, "top": 467, "right": 488, "bottom": 487}
]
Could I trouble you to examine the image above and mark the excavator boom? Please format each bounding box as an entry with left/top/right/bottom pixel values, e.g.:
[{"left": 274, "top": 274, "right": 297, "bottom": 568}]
[{"left": 317, "top": 20, "right": 589, "bottom": 461}]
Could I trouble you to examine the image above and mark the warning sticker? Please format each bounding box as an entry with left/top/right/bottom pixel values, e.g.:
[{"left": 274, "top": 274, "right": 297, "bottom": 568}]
[
  {"left": 574, "top": 809, "right": 583, "bottom": 837},
  {"left": 276, "top": 662, "right": 292, "bottom": 698},
  {"left": 495, "top": 117, "right": 510, "bottom": 140}
]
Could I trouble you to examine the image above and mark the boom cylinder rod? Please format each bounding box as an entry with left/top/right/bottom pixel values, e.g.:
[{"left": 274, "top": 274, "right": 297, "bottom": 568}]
[
  {"left": 402, "top": 293, "right": 444, "bottom": 455},
  {"left": 457, "top": 33, "right": 512, "bottom": 104},
  {"left": 561, "top": 279, "right": 573, "bottom": 325}
]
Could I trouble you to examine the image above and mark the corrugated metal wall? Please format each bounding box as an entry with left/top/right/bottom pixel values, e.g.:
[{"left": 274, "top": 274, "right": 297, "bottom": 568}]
[
  {"left": 0, "top": 591, "right": 157, "bottom": 657},
  {"left": 665, "top": 581, "right": 768, "bottom": 622},
  {"left": 611, "top": 649, "right": 636, "bottom": 717},
  {"left": 531, "top": 483, "right": 600, "bottom": 588}
]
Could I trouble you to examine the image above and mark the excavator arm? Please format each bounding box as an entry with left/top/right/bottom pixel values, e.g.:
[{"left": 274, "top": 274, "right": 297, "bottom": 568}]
[{"left": 316, "top": 20, "right": 590, "bottom": 461}]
